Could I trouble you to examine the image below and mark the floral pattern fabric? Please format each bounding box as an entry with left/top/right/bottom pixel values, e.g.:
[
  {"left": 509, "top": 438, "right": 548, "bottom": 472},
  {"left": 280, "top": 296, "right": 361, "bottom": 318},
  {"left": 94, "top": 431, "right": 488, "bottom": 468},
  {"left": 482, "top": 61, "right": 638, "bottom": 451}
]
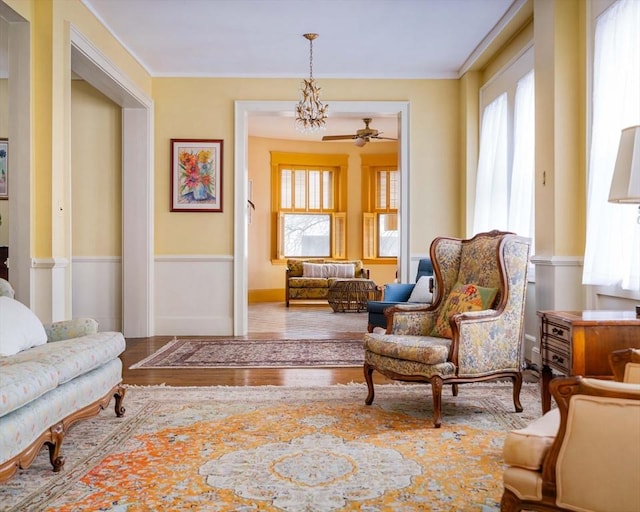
[
  {"left": 3, "top": 331, "right": 125, "bottom": 385},
  {"left": 430, "top": 282, "right": 498, "bottom": 338},
  {"left": 0, "top": 278, "right": 14, "bottom": 298},
  {"left": 0, "top": 361, "right": 58, "bottom": 417},
  {"left": 45, "top": 318, "right": 98, "bottom": 342},
  {"left": 365, "top": 232, "right": 530, "bottom": 380},
  {"left": 363, "top": 333, "right": 450, "bottom": 365},
  {"left": 0, "top": 358, "right": 122, "bottom": 463}
]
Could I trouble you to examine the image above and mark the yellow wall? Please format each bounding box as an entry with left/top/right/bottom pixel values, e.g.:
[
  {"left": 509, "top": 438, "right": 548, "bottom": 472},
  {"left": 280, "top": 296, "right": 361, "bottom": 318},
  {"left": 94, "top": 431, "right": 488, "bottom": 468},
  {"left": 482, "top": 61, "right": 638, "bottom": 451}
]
[
  {"left": 4, "top": 0, "right": 151, "bottom": 259},
  {"left": 70, "top": 80, "right": 121, "bottom": 256},
  {"left": 153, "top": 78, "right": 461, "bottom": 260},
  {"left": 247, "top": 136, "right": 399, "bottom": 300},
  {"left": 534, "top": 0, "right": 586, "bottom": 257}
]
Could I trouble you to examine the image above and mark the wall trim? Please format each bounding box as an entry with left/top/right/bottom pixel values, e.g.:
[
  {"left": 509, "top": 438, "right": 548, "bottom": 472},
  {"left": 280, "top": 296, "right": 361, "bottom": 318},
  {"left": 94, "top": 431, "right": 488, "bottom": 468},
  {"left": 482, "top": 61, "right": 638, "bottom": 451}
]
[
  {"left": 530, "top": 255, "right": 584, "bottom": 267},
  {"left": 31, "top": 258, "right": 69, "bottom": 269},
  {"left": 155, "top": 255, "right": 233, "bottom": 262}
]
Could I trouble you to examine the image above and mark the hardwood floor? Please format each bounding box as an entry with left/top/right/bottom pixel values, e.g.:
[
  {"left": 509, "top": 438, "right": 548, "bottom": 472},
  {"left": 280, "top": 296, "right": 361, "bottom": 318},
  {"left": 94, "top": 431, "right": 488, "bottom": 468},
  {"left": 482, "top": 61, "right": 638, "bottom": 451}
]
[{"left": 121, "top": 303, "right": 393, "bottom": 387}]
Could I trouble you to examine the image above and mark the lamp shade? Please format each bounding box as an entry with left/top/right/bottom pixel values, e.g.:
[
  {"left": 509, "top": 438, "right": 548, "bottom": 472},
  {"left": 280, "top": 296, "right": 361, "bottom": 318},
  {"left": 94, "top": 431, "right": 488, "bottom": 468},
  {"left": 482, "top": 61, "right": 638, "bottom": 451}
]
[{"left": 609, "top": 125, "right": 640, "bottom": 204}]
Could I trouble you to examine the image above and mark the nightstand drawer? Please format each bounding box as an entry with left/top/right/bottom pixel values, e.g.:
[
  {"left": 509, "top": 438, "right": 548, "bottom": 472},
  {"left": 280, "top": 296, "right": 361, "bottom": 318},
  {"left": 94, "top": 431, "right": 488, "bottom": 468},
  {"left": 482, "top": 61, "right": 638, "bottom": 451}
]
[
  {"left": 542, "top": 319, "right": 571, "bottom": 343},
  {"left": 544, "top": 344, "right": 570, "bottom": 373}
]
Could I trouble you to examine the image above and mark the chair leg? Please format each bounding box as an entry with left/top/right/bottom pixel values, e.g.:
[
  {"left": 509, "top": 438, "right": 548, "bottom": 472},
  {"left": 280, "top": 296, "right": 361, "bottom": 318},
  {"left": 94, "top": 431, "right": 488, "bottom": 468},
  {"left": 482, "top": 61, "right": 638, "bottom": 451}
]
[
  {"left": 430, "top": 376, "right": 444, "bottom": 428},
  {"left": 451, "top": 383, "right": 459, "bottom": 396},
  {"left": 499, "top": 488, "right": 522, "bottom": 511},
  {"left": 364, "top": 363, "right": 375, "bottom": 405},
  {"left": 512, "top": 372, "right": 523, "bottom": 413}
]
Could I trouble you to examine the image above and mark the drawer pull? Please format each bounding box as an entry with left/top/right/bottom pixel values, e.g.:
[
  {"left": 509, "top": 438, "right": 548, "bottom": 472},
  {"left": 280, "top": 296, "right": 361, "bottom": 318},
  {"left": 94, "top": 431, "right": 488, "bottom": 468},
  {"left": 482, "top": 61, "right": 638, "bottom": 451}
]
[
  {"left": 552, "top": 354, "right": 565, "bottom": 364},
  {"left": 551, "top": 327, "right": 565, "bottom": 336}
]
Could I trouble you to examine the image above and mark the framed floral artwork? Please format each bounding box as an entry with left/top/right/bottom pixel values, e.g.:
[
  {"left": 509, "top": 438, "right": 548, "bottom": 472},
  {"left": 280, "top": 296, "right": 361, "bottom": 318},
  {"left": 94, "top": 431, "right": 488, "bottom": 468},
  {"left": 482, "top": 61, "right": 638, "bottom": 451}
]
[
  {"left": 0, "top": 139, "right": 7, "bottom": 199},
  {"left": 171, "top": 139, "right": 223, "bottom": 212}
]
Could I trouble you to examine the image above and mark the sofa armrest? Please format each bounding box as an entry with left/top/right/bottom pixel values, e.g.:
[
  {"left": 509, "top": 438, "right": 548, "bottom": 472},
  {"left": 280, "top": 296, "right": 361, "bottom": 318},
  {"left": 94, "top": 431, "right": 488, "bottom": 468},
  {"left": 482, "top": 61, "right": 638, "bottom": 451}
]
[{"left": 45, "top": 318, "right": 99, "bottom": 342}]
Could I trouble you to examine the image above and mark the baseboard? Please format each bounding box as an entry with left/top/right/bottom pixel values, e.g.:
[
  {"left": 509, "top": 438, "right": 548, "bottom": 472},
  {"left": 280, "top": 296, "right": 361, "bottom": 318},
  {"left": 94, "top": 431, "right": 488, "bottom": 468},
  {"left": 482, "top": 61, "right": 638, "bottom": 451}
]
[{"left": 249, "top": 289, "right": 284, "bottom": 303}]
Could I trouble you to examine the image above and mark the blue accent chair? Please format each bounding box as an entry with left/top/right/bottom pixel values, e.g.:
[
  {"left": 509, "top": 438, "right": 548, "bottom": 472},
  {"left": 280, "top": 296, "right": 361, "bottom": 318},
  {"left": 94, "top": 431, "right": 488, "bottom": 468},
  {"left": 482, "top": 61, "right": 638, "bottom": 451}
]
[{"left": 366, "top": 258, "right": 434, "bottom": 332}]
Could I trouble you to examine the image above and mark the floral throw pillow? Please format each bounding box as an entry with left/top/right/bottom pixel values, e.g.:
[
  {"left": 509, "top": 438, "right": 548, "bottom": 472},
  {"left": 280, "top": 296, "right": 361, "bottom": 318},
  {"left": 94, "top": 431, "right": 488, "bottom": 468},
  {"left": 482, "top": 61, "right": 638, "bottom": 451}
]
[{"left": 430, "top": 282, "right": 498, "bottom": 338}]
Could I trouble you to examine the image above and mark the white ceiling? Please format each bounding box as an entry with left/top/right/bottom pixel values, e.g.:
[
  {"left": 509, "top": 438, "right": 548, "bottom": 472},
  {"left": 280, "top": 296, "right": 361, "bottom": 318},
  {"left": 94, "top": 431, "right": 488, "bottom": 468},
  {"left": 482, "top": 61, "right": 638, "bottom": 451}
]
[
  {"left": 2, "top": 0, "right": 521, "bottom": 142},
  {"left": 81, "top": 0, "right": 515, "bottom": 80}
]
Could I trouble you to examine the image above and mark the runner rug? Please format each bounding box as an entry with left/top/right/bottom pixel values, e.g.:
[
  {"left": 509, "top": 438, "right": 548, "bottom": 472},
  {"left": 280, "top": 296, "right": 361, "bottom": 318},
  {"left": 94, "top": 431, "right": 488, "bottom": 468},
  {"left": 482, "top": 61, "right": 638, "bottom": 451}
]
[
  {"left": 129, "top": 336, "right": 365, "bottom": 369},
  {"left": 0, "top": 383, "right": 543, "bottom": 512}
]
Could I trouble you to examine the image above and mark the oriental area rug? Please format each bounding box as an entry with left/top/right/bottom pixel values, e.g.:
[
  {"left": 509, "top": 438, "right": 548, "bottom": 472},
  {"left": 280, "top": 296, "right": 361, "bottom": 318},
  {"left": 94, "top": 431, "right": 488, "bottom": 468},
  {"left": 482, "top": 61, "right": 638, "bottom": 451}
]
[
  {"left": 0, "top": 383, "right": 542, "bottom": 512},
  {"left": 129, "top": 336, "right": 366, "bottom": 369}
]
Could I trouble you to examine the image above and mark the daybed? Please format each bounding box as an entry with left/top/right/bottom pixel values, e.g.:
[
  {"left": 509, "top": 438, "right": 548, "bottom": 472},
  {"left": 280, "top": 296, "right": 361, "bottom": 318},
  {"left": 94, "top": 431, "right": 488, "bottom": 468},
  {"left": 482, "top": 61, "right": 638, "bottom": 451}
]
[
  {"left": 0, "top": 279, "right": 126, "bottom": 483},
  {"left": 285, "top": 258, "right": 370, "bottom": 306}
]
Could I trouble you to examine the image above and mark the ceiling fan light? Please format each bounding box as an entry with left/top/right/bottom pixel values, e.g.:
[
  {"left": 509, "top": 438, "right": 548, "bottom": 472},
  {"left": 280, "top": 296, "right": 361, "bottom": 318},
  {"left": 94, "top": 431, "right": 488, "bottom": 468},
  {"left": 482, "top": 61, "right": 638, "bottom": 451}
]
[{"left": 354, "top": 137, "right": 367, "bottom": 147}]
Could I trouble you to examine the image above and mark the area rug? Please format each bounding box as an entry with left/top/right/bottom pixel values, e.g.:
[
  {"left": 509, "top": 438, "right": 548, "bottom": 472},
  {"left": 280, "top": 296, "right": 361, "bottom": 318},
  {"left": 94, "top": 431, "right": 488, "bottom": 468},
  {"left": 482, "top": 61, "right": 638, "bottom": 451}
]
[
  {"left": 0, "top": 383, "right": 543, "bottom": 511},
  {"left": 129, "top": 336, "right": 365, "bottom": 369}
]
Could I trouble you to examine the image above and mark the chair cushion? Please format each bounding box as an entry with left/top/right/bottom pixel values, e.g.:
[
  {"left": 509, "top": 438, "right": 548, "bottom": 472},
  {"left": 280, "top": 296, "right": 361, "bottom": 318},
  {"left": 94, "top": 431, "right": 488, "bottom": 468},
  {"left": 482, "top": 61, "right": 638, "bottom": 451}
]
[
  {"left": 503, "top": 408, "right": 559, "bottom": 470},
  {"left": 0, "top": 361, "right": 59, "bottom": 417},
  {"left": 363, "top": 333, "right": 450, "bottom": 365},
  {"left": 288, "top": 277, "right": 329, "bottom": 289},
  {"left": 430, "top": 282, "right": 498, "bottom": 338},
  {"left": 407, "top": 275, "right": 433, "bottom": 303}
]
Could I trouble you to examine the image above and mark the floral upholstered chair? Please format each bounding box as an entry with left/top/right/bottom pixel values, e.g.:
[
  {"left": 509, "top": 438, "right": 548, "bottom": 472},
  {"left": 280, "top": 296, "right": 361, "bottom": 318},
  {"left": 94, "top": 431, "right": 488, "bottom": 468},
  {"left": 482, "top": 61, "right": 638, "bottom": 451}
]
[{"left": 363, "top": 230, "right": 531, "bottom": 428}]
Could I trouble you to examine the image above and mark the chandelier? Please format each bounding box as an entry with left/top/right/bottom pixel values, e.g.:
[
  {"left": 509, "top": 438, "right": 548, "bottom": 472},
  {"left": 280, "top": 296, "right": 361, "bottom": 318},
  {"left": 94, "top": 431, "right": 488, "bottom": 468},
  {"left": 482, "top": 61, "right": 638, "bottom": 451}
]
[{"left": 295, "top": 33, "right": 328, "bottom": 132}]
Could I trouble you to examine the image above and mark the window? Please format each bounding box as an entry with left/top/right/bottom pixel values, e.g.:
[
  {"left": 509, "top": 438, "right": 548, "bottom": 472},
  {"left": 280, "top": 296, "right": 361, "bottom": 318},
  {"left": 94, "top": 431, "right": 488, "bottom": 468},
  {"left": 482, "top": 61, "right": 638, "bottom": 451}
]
[
  {"left": 361, "top": 154, "right": 399, "bottom": 260},
  {"left": 473, "top": 48, "right": 535, "bottom": 254},
  {"left": 271, "top": 152, "right": 348, "bottom": 259},
  {"left": 583, "top": 0, "right": 640, "bottom": 292}
]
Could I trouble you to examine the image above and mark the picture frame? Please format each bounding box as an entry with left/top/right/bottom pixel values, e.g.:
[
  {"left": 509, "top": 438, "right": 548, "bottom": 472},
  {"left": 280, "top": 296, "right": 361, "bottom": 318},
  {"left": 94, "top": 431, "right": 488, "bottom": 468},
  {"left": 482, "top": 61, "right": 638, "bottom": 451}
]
[
  {"left": 0, "top": 138, "right": 7, "bottom": 200},
  {"left": 171, "top": 139, "right": 223, "bottom": 212}
]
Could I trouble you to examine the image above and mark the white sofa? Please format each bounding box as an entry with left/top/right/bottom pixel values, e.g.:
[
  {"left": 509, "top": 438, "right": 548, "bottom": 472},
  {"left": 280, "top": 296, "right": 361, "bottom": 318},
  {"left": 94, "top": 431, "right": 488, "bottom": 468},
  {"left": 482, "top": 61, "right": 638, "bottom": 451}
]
[{"left": 0, "top": 279, "right": 126, "bottom": 482}]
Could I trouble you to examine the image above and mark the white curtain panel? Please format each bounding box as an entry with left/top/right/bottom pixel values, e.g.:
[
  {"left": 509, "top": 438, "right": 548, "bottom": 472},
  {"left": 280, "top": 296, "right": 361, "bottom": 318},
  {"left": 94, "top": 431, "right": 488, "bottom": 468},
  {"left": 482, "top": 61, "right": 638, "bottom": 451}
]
[
  {"left": 508, "top": 70, "right": 535, "bottom": 250},
  {"left": 583, "top": 0, "right": 640, "bottom": 291},
  {"left": 473, "top": 93, "right": 508, "bottom": 234}
]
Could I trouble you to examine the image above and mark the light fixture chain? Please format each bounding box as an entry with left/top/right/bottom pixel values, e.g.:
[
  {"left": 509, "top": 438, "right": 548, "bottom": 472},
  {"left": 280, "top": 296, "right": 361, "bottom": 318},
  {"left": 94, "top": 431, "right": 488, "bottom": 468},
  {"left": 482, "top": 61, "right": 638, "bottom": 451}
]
[{"left": 309, "top": 38, "right": 313, "bottom": 79}]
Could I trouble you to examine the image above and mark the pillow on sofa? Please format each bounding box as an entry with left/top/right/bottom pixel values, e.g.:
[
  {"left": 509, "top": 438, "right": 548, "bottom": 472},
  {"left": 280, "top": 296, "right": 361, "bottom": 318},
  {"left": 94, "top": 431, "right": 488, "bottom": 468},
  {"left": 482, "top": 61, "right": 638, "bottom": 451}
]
[
  {"left": 407, "top": 275, "right": 433, "bottom": 303},
  {"left": 302, "top": 262, "right": 325, "bottom": 278},
  {"left": 323, "top": 263, "right": 355, "bottom": 278},
  {"left": 430, "top": 282, "right": 498, "bottom": 338},
  {"left": 0, "top": 296, "right": 48, "bottom": 356}
]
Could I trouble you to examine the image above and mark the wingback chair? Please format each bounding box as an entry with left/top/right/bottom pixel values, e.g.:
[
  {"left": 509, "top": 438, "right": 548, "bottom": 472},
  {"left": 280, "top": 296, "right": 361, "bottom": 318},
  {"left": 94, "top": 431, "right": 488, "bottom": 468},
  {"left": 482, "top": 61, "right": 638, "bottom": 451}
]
[{"left": 363, "top": 230, "right": 531, "bottom": 428}]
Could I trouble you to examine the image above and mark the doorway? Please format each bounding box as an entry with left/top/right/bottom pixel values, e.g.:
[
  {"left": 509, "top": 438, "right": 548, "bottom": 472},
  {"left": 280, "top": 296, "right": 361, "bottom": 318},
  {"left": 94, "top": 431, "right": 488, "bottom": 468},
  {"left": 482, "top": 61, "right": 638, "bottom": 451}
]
[{"left": 234, "top": 101, "right": 411, "bottom": 335}]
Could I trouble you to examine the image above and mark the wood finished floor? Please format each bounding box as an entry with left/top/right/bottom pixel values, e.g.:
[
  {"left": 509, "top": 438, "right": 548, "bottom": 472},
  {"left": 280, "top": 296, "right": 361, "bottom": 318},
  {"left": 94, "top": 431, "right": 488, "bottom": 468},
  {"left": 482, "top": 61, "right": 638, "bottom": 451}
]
[{"left": 121, "top": 302, "right": 394, "bottom": 387}]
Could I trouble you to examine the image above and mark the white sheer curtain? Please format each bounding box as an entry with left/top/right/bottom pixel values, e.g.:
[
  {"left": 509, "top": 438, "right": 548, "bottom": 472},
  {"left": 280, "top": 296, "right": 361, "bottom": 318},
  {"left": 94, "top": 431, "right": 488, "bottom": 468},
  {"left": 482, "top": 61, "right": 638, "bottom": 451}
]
[
  {"left": 473, "top": 93, "right": 508, "bottom": 234},
  {"left": 583, "top": 0, "right": 640, "bottom": 291},
  {"left": 508, "top": 70, "right": 535, "bottom": 250}
]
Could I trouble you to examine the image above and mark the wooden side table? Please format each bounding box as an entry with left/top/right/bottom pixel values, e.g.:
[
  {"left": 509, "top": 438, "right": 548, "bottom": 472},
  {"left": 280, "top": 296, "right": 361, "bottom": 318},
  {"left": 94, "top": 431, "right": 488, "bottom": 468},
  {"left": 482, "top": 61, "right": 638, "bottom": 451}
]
[
  {"left": 328, "top": 279, "right": 381, "bottom": 313},
  {"left": 538, "top": 310, "right": 640, "bottom": 413}
]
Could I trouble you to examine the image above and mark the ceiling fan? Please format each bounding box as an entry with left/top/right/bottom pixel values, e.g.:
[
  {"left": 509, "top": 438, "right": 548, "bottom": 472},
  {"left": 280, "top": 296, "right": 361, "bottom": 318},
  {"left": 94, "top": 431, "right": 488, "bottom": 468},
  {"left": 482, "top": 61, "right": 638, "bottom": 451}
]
[{"left": 322, "top": 118, "right": 397, "bottom": 147}]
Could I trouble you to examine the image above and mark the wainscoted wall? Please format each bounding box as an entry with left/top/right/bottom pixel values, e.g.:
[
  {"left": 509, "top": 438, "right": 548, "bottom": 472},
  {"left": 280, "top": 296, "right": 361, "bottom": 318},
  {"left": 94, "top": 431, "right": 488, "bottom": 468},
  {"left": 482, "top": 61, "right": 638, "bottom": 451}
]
[
  {"left": 154, "top": 255, "right": 234, "bottom": 336},
  {"left": 72, "top": 255, "right": 234, "bottom": 335},
  {"left": 523, "top": 282, "right": 539, "bottom": 367},
  {"left": 72, "top": 257, "right": 122, "bottom": 332}
]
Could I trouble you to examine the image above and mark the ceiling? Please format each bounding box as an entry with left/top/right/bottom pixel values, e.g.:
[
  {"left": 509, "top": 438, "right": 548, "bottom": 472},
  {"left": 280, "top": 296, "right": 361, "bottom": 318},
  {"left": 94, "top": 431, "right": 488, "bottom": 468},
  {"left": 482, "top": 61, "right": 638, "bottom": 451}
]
[{"left": 2, "top": 0, "right": 521, "bottom": 142}]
